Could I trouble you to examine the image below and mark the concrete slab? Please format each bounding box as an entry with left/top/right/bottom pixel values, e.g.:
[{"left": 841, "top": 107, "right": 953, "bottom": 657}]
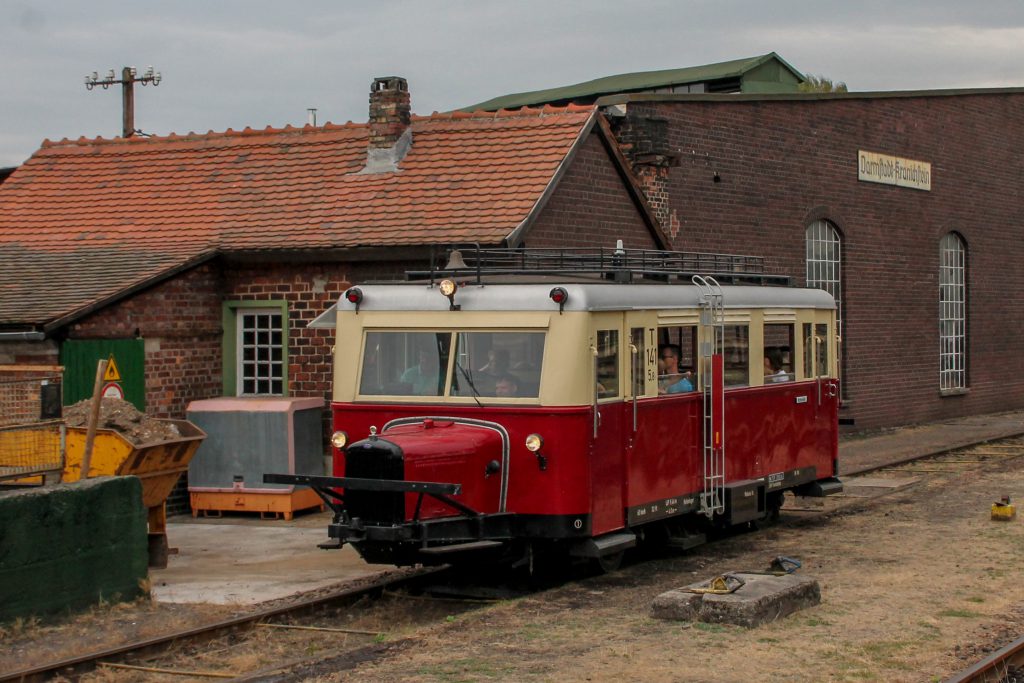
[
  {"left": 151, "top": 515, "right": 389, "bottom": 605},
  {"left": 652, "top": 572, "right": 821, "bottom": 627},
  {"left": 840, "top": 476, "right": 922, "bottom": 497}
]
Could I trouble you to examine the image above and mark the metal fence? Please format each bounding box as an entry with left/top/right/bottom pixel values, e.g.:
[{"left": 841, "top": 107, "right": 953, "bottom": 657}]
[{"left": 0, "top": 366, "right": 64, "bottom": 483}]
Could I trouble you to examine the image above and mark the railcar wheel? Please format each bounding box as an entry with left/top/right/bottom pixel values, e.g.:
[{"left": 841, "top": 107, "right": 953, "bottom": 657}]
[
  {"left": 766, "top": 491, "right": 785, "bottom": 522},
  {"left": 593, "top": 550, "right": 624, "bottom": 574}
]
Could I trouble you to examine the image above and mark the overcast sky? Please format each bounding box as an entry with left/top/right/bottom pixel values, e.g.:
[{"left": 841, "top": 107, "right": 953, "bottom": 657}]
[{"left": 2, "top": 0, "right": 1022, "bottom": 167}]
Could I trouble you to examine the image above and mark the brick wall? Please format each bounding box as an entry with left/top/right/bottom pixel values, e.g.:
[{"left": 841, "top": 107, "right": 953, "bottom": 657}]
[
  {"left": 619, "top": 92, "right": 1024, "bottom": 429},
  {"left": 68, "top": 263, "right": 224, "bottom": 419},
  {"left": 0, "top": 340, "right": 59, "bottom": 366},
  {"left": 527, "top": 132, "right": 658, "bottom": 249}
]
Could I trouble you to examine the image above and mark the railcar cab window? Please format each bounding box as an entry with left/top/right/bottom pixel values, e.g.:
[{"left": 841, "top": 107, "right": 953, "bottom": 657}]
[
  {"left": 360, "top": 331, "right": 451, "bottom": 396},
  {"left": 595, "top": 330, "right": 619, "bottom": 398},
  {"left": 657, "top": 326, "right": 697, "bottom": 394},
  {"left": 763, "top": 324, "right": 795, "bottom": 383},
  {"left": 451, "top": 332, "right": 544, "bottom": 398},
  {"left": 723, "top": 325, "right": 750, "bottom": 387},
  {"left": 358, "top": 331, "right": 544, "bottom": 399}
]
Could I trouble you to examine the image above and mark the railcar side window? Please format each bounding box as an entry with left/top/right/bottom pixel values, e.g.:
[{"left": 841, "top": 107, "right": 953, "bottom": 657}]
[
  {"left": 596, "top": 330, "right": 619, "bottom": 398},
  {"left": 723, "top": 325, "right": 749, "bottom": 387},
  {"left": 802, "top": 323, "right": 830, "bottom": 378},
  {"left": 657, "top": 326, "right": 698, "bottom": 394},
  {"left": 450, "top": 332, "right": 545, "bottom": 398},
  {"left": 359, "top": 332, "right": 451, "bottom": 396},
  {"left": 763, "top": 324, "right": 794, "bottom": 383}
]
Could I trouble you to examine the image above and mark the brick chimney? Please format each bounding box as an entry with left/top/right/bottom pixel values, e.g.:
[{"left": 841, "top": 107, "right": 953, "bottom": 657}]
[{"left": 361, "top": 76, "right": 412, "bottom": 173}]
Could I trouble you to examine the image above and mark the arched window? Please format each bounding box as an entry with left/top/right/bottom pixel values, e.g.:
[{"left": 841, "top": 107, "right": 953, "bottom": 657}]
[
  {"left": 805, "top": 220, "right": 843, "bottom": 388},
  {"left": 939, "top": 233, "right": 967, "bottom": 391}
]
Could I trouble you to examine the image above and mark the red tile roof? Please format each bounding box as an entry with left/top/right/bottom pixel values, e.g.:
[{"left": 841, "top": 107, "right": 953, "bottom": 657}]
[{"left": 0, "top": 105, "right": 596, "bottom": 327}]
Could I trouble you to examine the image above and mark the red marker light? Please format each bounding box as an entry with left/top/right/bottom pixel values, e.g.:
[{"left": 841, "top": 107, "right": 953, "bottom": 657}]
[
  {"left": 345, "top": 288, "right": 363, "bottom": 305},
  {"left": 549, "top": 287, "right": 568, "bottom": 304}
]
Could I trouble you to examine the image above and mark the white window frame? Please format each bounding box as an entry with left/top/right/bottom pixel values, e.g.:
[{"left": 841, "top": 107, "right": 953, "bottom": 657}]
[
  {"left": 806, "top": 220, "right": 844, "bottom": 394},
  {"left": 939, "top": 233, "right": 967, "bottom": 392},
  {"left": 236, "top": 306, "right": 286, "bottom": 396}
]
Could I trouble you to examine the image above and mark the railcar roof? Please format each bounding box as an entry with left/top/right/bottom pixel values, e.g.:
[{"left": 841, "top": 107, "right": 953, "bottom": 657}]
[{"left": 311, "top": 282, "right": 834, "bottom": 327}]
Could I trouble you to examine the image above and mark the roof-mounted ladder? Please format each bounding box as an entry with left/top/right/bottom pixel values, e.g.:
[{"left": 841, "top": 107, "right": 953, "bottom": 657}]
[{"left": 693, "top": 275, "right": 725, "bottom": 518}]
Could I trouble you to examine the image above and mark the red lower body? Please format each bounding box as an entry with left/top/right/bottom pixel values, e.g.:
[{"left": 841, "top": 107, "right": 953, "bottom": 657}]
[{"left": 331, "top": 380, "right": 838, "bottom": 536}]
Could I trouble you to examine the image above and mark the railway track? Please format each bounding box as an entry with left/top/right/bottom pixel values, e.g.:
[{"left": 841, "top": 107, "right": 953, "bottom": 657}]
[
  {"left": 943, "top": 633, "right": 1024, "bottom": 683},
  {"left": 5, "top": 437, "right": 1024, "bottom": 681},
  {"left": 1, "top": 567, "right": 452, "bottom": 682}
]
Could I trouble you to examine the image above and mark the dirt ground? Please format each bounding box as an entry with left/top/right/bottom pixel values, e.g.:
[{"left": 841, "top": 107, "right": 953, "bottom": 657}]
[{"left": 2, "top": 459, "right": 1023, "bottom": 682}]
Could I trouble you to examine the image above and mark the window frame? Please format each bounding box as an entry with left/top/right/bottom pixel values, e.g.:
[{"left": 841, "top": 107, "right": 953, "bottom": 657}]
[
  {"left": 939, "top": 232, "right": 968, "bottom": 393},
  {"left": 354, "top": 328, "right": 547, "bottom": 402},
  {"left": 222, "top": 300, "right": 290, "bottom": 397},
  {"left": 806, "top": 219, "right": 845, "bottom": 395}
]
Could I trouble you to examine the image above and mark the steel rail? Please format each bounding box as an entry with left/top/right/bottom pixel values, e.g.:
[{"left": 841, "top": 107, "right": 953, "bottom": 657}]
[
  {"left": 1, "top": 566, "right": 443, "bottom": 683},
  {"left": 942, "top": 631, "right": 1024, "bottom": 683}
]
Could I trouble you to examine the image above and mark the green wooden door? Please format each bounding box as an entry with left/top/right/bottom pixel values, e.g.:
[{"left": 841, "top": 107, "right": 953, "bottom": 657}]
[{"left": 60, "top": 339, "right": 145, "bottom": 410}]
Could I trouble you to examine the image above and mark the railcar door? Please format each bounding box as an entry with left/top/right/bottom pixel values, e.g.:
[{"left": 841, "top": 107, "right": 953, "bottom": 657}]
[
  {"left": 802, "top": 316, "right": 840, "bottom": 471},
  {"left": 589, "top": 313, "right": 627, "bottom": 535}
]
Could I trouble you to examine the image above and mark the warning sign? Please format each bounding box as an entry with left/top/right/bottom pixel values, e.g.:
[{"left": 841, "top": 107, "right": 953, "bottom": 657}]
[
  {"left": 101, "top": 382, "right": 124, "bottom": 400},
  {"left": 103, "top": 354, "right": 122, "bottom": 382}
]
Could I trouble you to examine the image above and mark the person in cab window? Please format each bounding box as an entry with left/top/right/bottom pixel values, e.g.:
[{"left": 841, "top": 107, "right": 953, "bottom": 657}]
[
  {"left": 493, "top": 374, "right": 519, "bottom": 398},
  {"left": 401, "top": 349, "right": 439, "bottom": 395},
  {"left": 478, "top": 348, "right": 510, "bottom": 376},
  {"left": 659, "top": 344, "right": 694, "bottom": 394},
  {"left": 764, "top": 349, "right": 790, "bottom": 383}
]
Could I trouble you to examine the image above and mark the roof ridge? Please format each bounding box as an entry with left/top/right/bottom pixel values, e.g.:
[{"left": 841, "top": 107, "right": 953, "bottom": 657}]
[
  {"left": 40, "top": 120, "right": 368, "bottom": 149},
  {"left": 413, "top": 103, "right": 595, "bottom": 122},
  {"left": 38, "top": 105, "right": 596, "bottom": 150}
]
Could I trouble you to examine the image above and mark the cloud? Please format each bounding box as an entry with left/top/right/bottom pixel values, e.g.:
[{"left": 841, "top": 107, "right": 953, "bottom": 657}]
[{"left": 1, "top": 0, "right": 1022, "bottom": 166}]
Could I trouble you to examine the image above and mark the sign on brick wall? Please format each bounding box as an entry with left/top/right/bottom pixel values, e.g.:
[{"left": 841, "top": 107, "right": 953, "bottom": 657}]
[{"left": 858, "top": 150, "right": 931, "bottom": 191}]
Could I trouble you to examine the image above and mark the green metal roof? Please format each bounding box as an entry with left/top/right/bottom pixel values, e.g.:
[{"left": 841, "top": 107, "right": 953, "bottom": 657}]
[{"left": 464, "top": 53, "right": 806, "bottom": 112}]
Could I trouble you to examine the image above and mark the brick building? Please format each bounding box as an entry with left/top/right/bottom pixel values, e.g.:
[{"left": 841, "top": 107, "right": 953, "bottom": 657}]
[
  {"left": 0, "top": 77, "right": 665, "bottom": 434},
  {"left": 471, "top": 57, "right": 1024, "bottom": 429},
  {"left": 602, "top": 88, "right": 1024, "bottom": 428}
]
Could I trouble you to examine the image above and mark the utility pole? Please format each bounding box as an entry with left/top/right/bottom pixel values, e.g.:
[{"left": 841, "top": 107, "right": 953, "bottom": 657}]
[{"left": 84, "top": 66, "right": 162, "bottom": 138}]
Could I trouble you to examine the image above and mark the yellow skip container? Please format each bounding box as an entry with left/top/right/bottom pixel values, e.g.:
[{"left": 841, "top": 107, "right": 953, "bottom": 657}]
[{"left": 63, "top": 420, "right": 206, "bottom": 567}]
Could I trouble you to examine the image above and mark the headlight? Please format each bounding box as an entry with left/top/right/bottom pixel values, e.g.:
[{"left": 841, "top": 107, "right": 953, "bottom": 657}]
[
  {"left": 439, "top": 279, "right": 457, "bottom": 297},
  {"left": 525, "top": 433, "right": 544, "bottom": 452},
  {"left": 331, "top": 431, "right": 349, "bottom": 449}
]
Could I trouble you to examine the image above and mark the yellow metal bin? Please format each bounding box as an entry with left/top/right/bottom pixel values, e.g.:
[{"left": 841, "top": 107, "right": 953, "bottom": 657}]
[{"left": 63, "top": 420, "right": 206, "bottom": 568}]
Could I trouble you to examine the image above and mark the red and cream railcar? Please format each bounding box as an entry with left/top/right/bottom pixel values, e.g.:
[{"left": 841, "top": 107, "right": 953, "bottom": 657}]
[{"left": 269, "top": 257, "right": 841, "bottom": 569}]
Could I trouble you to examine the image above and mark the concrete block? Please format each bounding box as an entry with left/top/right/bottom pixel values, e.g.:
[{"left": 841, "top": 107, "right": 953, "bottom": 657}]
[
  {"left": 651, "top": 588, "right": 704, "bottom": 621},
  {"left": 0, "top": 476, "right": 148, "bottom": 621},
  {"left": 652, "top": 573, "right": 820, "bottom": 627}
]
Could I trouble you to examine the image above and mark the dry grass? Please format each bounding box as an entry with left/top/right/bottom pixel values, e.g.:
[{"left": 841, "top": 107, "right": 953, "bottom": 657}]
[
  {"left": 7, "top": 459, "right": 1024, "bottom": 682},
  {"left": 313, "top": 462, "right": 1024, "bottom": 683}
]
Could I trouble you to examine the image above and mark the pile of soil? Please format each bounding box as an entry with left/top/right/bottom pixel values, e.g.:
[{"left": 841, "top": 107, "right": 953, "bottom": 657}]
[{"left": 63, "top": 398, "right": 181, "bottom": 444}]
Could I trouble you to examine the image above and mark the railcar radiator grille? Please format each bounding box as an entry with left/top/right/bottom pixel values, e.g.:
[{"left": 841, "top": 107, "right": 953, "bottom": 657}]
[{"left": 345, "top": 440, "right": 404, "bottom": 525}]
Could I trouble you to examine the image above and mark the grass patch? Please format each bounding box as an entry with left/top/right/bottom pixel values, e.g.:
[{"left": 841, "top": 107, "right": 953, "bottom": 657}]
[
  {"left": 416, "top": 657, "right": 517, "bottom": 681},
  {"left": 938, "top": 609, "right": 983, "bottom": 618},
  {"left": 693, "top": 622, "right": 729, "bottom": 633},
  {"left": 965, "top": 596, "right": 985, "bottom": 604}
]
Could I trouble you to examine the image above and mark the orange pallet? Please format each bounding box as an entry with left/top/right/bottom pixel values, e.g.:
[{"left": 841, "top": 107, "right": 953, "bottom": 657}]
[{"left": 190, "top": 488, "right": 323, "bottom": 521}]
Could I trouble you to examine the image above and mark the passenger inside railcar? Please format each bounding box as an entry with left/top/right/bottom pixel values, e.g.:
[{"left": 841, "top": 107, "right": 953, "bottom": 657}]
[
  {"left": 658, "top": 344, "right": 694, "bottom": 394},
  {"left": 763, "top": 349, "right": 791, "bottom": 383},
  {"left": 493, "top": 374, "right": 519, "bottom": 398},
  {"left": 400, "top": 348, "right": 442, "bottom": 395}
]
